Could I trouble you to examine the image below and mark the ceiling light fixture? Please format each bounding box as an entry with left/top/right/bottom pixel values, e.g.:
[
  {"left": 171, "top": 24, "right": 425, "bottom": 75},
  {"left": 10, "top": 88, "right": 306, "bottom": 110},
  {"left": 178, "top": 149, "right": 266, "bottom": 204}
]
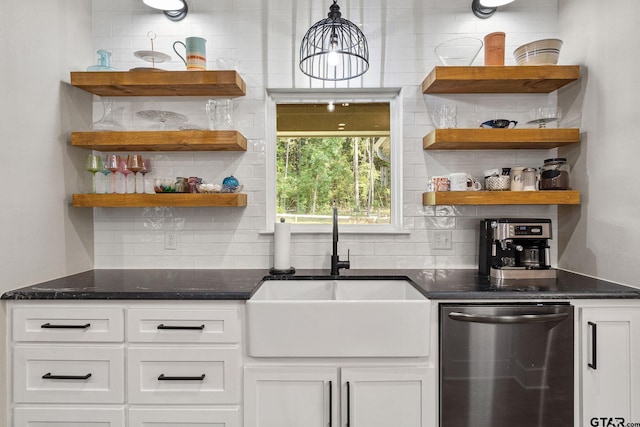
[
  {"left": 471, "top": 0, "right": 514, "bottom": 19},
  {"left": 143, "top": 0, "right": 188, "bottom": 22},
  {"left": 327, "top": 102, "right": 336, "bottom": 112},
  {"left": 299, "top": 0, "right": 369, "bottom": 81}
]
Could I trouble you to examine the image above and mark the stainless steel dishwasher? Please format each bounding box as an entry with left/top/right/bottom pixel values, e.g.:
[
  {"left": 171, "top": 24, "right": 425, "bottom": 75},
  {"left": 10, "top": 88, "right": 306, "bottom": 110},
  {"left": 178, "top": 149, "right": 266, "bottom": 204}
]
[{"left": 439, "top": 303, "right": 574, "bottom": 427}]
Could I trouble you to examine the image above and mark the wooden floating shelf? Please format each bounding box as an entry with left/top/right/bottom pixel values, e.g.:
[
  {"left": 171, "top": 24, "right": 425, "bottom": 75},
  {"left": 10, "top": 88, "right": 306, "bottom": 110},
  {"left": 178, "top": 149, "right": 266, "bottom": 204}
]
[
  {"left": 72, "top": 193, "right": 247, "bottom": 208},
  {"left": 422, "top": 65, "right": 580, "bottom": 94},
  {"left": 423, "top": 128, "right": 580, "bottom": 150},
  {"left": 71, "top": 130, "right": 247, "bottom": 152},
  {"left": 422, "top": 191, "right": 580, "bottom": 206},
  {"left": 70, "top": 70, "right": 246, "bottom": 97}
]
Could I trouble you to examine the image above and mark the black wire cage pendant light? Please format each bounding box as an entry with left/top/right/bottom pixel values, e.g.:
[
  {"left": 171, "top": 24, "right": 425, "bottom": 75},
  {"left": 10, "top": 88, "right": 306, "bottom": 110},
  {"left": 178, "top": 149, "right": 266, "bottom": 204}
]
[{"left": 299, "top": 0, "right": 369, "bottom": 81}]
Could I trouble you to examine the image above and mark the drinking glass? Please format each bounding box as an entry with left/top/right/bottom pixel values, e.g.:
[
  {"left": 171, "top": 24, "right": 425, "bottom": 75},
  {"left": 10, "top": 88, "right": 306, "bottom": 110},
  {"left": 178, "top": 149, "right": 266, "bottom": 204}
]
[
  {"left": 127, "top": 155, "right": 143, "bottom": 193},
  {"left": 105, "top": 154, "right": 120, "bottom": 193},
  {"left": 99, "top": 158, "right": 112, "bottom": 193},
  {"left": 118, "top": 157, "right": 133, "bottom": 193},
  {"left": 206, "top": 99, "right": 234, "bottom": 130},
  {"left": 140, "top": 158, "right": 154, "bottom": 193},
  {"left": 84, "top": 154, "right": 103, "bottom": 193},
  {"left": 434, "top": 104, "right": 457, "bottom": 128}
]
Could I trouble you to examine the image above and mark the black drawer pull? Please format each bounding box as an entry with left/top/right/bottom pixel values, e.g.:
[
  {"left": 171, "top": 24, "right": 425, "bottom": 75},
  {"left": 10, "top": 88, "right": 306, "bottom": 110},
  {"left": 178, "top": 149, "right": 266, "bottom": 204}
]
[
  {"left": 328, "top": 380, "right": 333, "bottom": 427},
  {"left": 158, "top": 374, "right": 206, "bottom": 381},
  {"left": 157, "top": 324, "right": 205, "bottom": 330},
  {"left": 588, "top": 321, "right": 597, "bottom": 369},
  {"left": 42, "top": 373, "right": 92, "bottom": 380},
  {"left": 41, "top": 323, "right": 91, "bottom": 329}
]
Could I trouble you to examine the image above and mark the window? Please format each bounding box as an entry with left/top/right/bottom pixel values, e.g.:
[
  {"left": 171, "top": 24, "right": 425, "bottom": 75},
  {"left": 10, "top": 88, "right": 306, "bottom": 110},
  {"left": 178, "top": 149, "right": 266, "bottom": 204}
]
[{"left": 266, "top": 90, "right": 403, "bottom": 232}]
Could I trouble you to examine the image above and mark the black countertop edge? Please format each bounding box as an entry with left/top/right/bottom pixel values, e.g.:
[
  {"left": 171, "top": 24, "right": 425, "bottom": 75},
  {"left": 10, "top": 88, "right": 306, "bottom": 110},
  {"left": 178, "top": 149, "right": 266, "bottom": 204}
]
[
  {"left": 2, "top": 268, "right": 639, "bottom": 301},
  {"left": 1, "top": 291, "right": 252, "bottom": 301}
]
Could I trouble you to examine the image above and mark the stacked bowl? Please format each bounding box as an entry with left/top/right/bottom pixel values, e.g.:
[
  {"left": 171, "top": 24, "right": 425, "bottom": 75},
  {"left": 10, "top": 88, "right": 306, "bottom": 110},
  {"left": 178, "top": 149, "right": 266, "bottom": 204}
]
[{"left": 514, "top": 39, "right": 563, "bottom": 65}]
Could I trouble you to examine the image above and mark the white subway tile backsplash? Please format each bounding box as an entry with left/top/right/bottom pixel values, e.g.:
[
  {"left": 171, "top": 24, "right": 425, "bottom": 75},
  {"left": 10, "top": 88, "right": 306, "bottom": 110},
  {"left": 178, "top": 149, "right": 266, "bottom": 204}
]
[{"left": 90, "top": 0, "right": 560, "bottom": 269}]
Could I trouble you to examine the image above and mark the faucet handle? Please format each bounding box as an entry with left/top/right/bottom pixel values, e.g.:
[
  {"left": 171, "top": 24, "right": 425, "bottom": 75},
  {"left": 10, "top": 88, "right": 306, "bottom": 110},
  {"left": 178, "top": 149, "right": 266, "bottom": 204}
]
[{"left": 340, "top": 249, "right": 351, "bottom": 270}]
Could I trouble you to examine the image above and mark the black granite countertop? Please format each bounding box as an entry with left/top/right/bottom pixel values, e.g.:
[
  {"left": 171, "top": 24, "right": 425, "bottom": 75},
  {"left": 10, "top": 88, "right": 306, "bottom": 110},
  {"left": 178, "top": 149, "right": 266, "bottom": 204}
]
[{"left": 2, "top": 268, "right": 639, "bottom": 301}]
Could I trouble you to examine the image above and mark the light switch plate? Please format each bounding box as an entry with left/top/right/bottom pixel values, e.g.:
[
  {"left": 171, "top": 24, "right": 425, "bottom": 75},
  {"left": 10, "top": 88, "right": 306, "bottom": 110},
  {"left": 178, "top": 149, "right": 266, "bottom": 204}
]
[
  {"left": 164, "top": 231, "right": 177, "bottom": 250},
  {"left": 432, "top": 230, "right": 452, "bottom": 249}
]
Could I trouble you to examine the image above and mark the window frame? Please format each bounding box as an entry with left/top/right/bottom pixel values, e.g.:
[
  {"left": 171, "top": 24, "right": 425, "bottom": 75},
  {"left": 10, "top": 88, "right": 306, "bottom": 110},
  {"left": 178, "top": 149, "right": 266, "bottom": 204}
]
[{"left": 265, "top": 88, "right": 404, "bottom": 234}]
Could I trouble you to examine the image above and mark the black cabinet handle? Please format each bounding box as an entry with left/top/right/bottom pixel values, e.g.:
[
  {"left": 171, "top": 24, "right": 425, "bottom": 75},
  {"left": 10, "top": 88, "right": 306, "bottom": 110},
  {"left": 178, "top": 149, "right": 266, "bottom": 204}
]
[
  {"left": 346, "top": 381, "right": 351, "bottom": 427},
  {"left": 157, "top": 324, "right": 205, "bottom": 330},
  {"left": 157, "top": 374, "right": 205, "bottom": 381},
  {"left": 328, "top": 380, "right": 332, "bottom": 427},
  {"left": 42, "top": 372, "right": 92, "bottom": 380},
  {"left": 41, "top": 323, "right": 91, "bottom": 329},
  {"left": 588, "top": 321, "right": 597, "bottom": 369}
]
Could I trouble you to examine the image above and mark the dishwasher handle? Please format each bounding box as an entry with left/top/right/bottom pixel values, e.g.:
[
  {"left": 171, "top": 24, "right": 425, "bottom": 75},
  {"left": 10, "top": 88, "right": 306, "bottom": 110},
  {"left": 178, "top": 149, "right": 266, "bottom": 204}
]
[{"left": 448, "top": 311, "right": 570, "bottom": 324}]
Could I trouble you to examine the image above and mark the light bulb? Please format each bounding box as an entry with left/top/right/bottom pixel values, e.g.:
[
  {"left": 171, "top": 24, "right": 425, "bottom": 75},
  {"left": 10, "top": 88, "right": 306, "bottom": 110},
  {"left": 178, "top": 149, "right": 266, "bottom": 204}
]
[
  {"left": 327, "top": 50, "right": 340, "bottom": 67},
  {"left": 327, "top": 102, "right": 335, "bottom": 112},
  {"left": 327, "top": 35, "right": 340, "bottom": 67}
]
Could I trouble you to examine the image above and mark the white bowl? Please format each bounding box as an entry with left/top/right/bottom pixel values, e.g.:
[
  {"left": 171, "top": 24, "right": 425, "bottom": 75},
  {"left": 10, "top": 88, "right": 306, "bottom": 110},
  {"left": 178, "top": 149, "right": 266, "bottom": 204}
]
[
  {"left": 514, "top": 39, "right": 563, "bottom": 65},
  {"left": 435, "top": 37, "right": 483, "bottom": 66}
]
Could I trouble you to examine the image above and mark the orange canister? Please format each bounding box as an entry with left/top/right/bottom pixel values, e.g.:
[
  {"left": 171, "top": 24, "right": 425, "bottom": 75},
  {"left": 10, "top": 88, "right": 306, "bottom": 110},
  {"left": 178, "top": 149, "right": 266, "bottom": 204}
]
[{"left": 484, "top": 32, "right": 506, "bottom": 66}]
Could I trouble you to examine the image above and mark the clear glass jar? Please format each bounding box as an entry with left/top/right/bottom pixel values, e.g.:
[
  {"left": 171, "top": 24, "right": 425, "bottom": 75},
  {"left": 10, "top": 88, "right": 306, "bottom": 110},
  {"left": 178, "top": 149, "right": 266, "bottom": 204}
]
[
  {"left": 540, "top": 158, "right": 570, "bottom": 190},
  {"left": 175, "top": 177, "right": 188, "bottom": 193}
]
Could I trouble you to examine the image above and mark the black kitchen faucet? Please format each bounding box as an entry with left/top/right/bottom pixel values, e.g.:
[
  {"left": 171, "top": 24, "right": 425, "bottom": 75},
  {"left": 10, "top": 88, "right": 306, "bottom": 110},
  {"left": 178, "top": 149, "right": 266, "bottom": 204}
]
[{"left": 330, "top": 202, "right": 350, "bottom": 275}]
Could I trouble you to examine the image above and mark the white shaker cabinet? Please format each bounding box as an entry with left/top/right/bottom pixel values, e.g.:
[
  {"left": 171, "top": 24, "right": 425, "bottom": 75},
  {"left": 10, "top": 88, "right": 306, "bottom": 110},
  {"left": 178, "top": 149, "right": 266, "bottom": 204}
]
[
  {"left": 13, "top": 407, "right": 125, "bottom": 427},
  {"left": 5, "top": 301, "right": 242, "bottom": 427},
  {"left": 579, "top": 304, "right": 640, "bottom": 426},
  {"left": 244, "top": 365, "right": 433, "bottom": 427},
  {"left": 341, "top": 367, "right": 433, "bottom": 427},
  {"left": 244, "top": 366, "right": 337, "bottom": 427}
]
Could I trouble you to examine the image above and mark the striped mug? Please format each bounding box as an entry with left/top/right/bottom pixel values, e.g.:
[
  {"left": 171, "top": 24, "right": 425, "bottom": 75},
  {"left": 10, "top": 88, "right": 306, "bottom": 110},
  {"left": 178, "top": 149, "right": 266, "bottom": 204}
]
[{"left": 173, "top": 37, "right": 207, "bottom": 70}]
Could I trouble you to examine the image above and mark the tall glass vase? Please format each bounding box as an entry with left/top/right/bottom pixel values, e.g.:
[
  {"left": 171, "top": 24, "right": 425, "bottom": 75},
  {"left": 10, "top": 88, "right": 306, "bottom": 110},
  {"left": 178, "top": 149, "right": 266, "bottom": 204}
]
[{"left": 91, "top": 97, "right": 125, "bottom": 131}]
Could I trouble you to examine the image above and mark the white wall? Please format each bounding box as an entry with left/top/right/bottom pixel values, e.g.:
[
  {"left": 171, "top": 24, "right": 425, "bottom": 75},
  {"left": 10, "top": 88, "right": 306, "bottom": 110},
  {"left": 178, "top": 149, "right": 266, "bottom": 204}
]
[
  {"left": 91, "top": 0, "right": 571, "bottom": 272},
  {"left": 557, "top": 0, "right": 640, "bottom": 288},
  {"left": 0, "top": 2, "right": 94, "bottom": 291}
]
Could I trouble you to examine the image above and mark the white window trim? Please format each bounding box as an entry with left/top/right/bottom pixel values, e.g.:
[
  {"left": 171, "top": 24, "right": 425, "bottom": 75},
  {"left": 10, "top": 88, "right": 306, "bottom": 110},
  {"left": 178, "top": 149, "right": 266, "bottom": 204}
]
[{"left": 265, "top": 88, "right": 404, "bottom": 234}]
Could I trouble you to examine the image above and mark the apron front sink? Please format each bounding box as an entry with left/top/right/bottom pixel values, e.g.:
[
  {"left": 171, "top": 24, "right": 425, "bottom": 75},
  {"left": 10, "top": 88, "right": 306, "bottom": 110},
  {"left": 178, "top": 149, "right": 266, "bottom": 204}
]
[{"left": 246, "top": 278, "right": 430, "bottom": 357}]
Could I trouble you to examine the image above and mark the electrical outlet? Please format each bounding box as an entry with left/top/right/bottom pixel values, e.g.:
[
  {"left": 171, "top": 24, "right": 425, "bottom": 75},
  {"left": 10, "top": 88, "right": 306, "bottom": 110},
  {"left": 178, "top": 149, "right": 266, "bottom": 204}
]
[
  {"left": 432, "top": 230, "right": 452, "bottom": 249},
  {"left": 164, "top": 231, "right": 177, "bottom": 250}
]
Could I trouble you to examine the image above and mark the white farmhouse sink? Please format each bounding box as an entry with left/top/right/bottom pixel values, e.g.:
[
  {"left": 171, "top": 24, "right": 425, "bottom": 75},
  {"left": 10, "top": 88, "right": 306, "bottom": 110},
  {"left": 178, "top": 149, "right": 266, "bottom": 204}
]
[{"left": 246, "top": 279, "right": 430, "bottom": 357}]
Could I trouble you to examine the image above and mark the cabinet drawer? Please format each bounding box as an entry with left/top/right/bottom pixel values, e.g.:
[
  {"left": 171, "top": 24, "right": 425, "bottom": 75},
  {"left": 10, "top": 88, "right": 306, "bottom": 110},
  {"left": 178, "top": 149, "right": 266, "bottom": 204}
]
[
  {"left": 127, "top": 346, "right": 240, "bottom": 404},
  {"left": 12, "top": 307, "right": 124, "bottom": 342},
  {"left": 127, "top": 308, "right": 240, "bottom": 343},
  {"left": 13, "top": 346, "right": 125, "bottom": 404},
  {"left": 14, "top": 407, "right": 125, "bottom": 427},
  {"left": 129, "top": 407, "right": 239, "bottom": 427}
]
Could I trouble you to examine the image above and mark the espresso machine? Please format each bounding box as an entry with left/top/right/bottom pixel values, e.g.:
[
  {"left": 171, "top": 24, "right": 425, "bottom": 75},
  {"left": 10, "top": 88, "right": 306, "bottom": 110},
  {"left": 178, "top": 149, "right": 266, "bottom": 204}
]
[{"left": 479, "top": 218, "right": 555, "bottom": 279}]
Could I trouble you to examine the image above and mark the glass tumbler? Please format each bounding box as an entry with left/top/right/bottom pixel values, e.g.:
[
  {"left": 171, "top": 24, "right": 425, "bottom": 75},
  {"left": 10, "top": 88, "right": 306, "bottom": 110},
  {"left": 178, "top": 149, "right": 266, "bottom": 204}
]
[{"left": 206, "top": 99, "right": 234, "bottom": 130}]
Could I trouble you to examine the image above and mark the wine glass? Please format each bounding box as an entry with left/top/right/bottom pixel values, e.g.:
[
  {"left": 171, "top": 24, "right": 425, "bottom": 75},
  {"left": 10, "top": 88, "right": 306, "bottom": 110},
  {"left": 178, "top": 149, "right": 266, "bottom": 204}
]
[
  {"left": 105, "top": 154, "right": 120, "bottom": 194},
  {"left": 84, "top": 154, "right": 103, "bottom": 193},
  {"left": 126, "top": 155, "right": 143, "bottom": 193},
  {"left": 140, "top": 158, "right": 153, "bottom": 193},
  {"left": 99, "top": 157, "right": 112, "bottom": 193},
  {"left": 118, "top": 157, "right": 132, "bottom": 193}
]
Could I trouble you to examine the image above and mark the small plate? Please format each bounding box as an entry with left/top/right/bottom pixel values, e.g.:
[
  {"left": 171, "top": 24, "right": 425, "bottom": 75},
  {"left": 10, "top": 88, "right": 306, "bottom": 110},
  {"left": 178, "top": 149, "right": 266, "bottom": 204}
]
[
  {"left": 134, "top": 50, "right": 171, "bottom": 63},
  {"left": 129, "top": 67, "right": 166, "bottom": 72}
]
